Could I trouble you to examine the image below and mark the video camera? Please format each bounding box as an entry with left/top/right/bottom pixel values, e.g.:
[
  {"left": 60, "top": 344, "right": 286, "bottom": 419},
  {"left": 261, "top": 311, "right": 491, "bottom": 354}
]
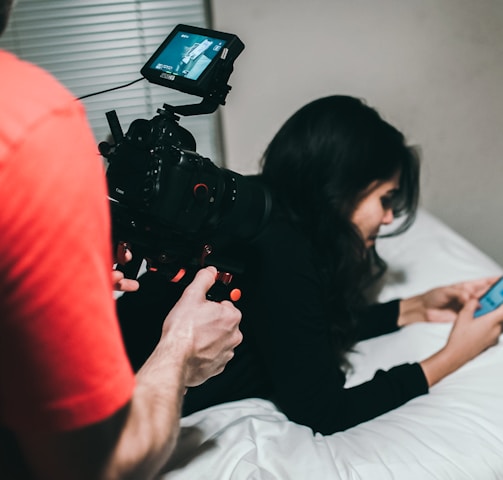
[{"left": 99, "top": 24, "right": 271, "bottom": 301}]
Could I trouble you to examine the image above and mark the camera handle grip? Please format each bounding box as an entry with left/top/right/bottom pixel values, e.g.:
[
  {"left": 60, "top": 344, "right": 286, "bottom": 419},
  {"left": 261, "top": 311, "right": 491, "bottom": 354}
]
[
  {"left": 168, "top": 266, "right": 242, "bottom": 303},
  {"left": 206, "top": 272, "right": 241, "bottom": 303},
  {"left": 114, "top": 241, "right": 242, "bottom": 302}
]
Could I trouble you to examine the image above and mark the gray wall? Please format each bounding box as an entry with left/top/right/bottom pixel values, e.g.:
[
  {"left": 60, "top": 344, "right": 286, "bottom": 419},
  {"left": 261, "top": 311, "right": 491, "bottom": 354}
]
[{"left": 211, "top": 0, "right": 503, "bottom": 266}]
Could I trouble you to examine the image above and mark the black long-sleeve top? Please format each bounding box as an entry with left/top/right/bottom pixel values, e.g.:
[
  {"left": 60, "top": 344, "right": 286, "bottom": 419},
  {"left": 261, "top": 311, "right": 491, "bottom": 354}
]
[{"left": 117, "top": 212, "right": 428, "bottom": 435}]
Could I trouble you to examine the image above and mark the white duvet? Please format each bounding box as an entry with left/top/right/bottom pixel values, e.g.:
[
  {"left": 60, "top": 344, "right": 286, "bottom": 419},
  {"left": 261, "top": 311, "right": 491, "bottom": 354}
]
[{"left": 161, "top": 210, "right": 503, "bottom": 480}]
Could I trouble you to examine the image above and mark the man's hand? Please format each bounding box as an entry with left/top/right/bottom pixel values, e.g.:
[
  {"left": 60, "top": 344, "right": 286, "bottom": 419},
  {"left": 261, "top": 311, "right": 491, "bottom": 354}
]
[{"left": 161, "top": 266, "right": 243, "bottom": 387}]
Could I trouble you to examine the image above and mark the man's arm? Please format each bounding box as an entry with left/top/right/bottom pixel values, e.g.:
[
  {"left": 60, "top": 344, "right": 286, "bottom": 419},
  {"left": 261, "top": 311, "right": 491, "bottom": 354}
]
[
  {"left": 16, "top": 267, "right": 242, "bottom": 480},
  {"left": 0, "top": 56, "right": 241, "bottom": 478}
]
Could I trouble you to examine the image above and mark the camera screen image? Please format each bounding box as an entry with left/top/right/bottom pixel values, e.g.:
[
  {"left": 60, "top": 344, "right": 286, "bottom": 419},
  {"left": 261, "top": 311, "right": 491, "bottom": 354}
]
[{"left": 150, "top": 30, "right": 227, "bottom": 81}]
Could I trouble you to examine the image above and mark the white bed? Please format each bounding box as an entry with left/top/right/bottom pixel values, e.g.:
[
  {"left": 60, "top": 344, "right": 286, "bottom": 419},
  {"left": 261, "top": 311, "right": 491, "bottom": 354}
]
[{"left": 160, "top": 209, "right": 503, "bottom": 480}]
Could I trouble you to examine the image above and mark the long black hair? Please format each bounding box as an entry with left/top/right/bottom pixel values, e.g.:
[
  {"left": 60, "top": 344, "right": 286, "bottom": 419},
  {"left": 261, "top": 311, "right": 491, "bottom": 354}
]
[{"left": 260, "top": 95, "right": 420, "bottom": 364}]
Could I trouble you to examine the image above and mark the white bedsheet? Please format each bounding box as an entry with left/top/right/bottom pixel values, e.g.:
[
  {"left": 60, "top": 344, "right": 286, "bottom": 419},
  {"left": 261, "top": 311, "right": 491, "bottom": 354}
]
[{"left": 161, "top": 210, "right": 503, "bottom": 480}]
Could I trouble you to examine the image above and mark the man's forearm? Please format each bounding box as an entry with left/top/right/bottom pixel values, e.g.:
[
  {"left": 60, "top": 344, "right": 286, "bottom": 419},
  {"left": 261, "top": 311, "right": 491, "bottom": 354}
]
[{"left": 105, "top": 336, "right": 189, "bottom": 480}]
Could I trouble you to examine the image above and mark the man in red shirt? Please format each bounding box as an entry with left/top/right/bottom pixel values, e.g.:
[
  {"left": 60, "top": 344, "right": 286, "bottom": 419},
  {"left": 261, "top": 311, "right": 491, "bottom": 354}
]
[{"left": 0, "top": 1, "right": 242, "bottom": 478}]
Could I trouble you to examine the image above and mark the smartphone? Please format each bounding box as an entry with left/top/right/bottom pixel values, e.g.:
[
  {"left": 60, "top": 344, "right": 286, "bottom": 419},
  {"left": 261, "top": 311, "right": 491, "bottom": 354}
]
[{"left": 474, "top": 276, "right": 503, "bottom": 318}]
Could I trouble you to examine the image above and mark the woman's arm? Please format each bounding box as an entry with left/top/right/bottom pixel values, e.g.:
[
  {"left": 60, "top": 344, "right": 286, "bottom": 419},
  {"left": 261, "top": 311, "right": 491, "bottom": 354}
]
[
  {"left": 240, "top": 221, "right": 428, "bottom": 434},
  {"left": 420, "top": 299, "right": 503, "bottom": 386},
  {"left": 355, "top": 301, "right": 401, "bottom": 340}
]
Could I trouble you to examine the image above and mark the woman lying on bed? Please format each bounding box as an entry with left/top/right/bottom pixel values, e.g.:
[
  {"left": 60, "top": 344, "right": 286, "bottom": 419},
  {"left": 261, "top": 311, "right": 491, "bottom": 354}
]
[{"left": 117, "top": 95, "right": 503, "bottom": 434}]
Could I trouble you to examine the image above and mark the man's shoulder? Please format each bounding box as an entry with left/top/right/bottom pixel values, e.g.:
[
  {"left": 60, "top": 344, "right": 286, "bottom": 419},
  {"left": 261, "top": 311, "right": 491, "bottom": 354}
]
[
  {"left": 0, "top": 50, "right": 77, "bottom": 148},
  {"left": 1, "top": 50, "right": 75, "bottom": 100},
  {"left": 0, "top": 50, "right": 85, "bottom": 170}
]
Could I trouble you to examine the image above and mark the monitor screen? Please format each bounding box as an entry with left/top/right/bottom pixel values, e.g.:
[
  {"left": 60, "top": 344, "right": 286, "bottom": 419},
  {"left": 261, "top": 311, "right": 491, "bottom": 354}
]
[
  {"left": 149, "top": 31, "right": 227, "bottom": 81},
  {"left": 141, "top": 24, "right": 244, "bottom": 109}
]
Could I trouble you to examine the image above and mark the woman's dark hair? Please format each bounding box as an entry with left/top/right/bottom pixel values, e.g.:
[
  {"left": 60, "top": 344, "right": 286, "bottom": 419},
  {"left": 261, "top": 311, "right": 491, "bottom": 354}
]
[{"left": 260, "top": 95, "right": 420, "bottom": 365}]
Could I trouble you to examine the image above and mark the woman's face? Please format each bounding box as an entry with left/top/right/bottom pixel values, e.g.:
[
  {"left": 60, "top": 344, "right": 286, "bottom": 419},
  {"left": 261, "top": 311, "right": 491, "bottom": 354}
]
[{"left": 350, "top": 172, "right": 400, "bottom": 248}]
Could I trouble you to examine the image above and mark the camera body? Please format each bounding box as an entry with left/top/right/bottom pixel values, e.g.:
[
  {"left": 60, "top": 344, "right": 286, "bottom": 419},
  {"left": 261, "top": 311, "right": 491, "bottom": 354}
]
[{"left": 100, "top": 25, "right": 270, "bottom": 298}]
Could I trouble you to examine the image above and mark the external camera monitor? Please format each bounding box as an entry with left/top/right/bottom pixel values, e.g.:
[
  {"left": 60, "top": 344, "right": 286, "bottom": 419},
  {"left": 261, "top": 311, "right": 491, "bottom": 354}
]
[{"left": 141, "top": 24, "right": 244, "bottom": 99}]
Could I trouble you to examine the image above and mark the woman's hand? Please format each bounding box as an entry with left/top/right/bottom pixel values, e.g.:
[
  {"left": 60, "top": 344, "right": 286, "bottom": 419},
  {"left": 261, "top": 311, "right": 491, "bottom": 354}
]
[
  {"left": 112, "top": 242, "right": 140, "bottom": 292},
  {"left": 398, "top": 276, "right": 498, "bottom": 327},
  {"left": 420, "top": 299, "right": 503, "bottom": 387}
]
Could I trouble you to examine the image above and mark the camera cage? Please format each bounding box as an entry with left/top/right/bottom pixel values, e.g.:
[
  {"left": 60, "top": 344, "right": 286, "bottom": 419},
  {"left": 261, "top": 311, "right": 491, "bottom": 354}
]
[{"left": 101, "top": 24, "right": 270, "bottom": 298}]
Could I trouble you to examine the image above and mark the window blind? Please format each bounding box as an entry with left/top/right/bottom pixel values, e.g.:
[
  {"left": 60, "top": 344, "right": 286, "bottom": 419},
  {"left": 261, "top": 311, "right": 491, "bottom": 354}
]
[{"left": 0, "top": 0, "right": 223, "bottom": 162}]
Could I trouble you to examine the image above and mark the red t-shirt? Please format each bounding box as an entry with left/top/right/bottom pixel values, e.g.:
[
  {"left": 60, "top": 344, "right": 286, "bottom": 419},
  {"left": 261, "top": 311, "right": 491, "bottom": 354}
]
[{"left": 0, "top": 50, "right": 135, "bottom": 434}]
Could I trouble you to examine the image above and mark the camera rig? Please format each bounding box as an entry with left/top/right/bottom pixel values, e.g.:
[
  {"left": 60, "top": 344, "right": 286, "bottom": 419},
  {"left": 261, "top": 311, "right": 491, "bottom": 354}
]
[{"left": 99, "top": 24, "right": 271, "bottom": 301}]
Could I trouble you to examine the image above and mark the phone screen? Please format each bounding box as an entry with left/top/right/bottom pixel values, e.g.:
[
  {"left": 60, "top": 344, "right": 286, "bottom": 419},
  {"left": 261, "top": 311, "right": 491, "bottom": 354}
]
[{"left": 474, "top": 276, "right": 503, "bottom": 318}]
